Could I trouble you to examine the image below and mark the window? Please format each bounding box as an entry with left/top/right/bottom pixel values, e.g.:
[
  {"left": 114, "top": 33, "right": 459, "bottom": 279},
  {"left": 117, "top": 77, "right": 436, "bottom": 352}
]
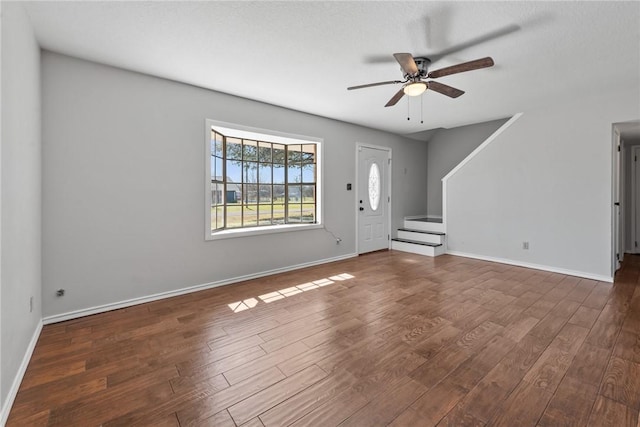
[{"left": 206, "top": 120, "right": 322, "bottom": 239}]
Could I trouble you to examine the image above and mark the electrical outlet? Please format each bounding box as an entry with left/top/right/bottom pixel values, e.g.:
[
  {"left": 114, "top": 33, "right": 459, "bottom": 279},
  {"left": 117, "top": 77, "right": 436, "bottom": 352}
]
[
  {"left": 30, "top": 296, "right": 33, "bottom": 313},
  {"left": 522, "top": 241, "right": 529, "bottom": 250}
]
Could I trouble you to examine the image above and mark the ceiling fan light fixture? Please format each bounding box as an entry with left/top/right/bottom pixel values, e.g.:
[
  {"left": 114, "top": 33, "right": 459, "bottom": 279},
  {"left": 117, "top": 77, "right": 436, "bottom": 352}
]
[{"left": 403, "top": 82, "right": 427, "bottom": 97}]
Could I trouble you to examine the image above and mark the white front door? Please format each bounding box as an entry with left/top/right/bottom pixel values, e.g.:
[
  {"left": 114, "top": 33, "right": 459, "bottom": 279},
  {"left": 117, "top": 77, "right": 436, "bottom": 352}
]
[{"left": 357, "top": 145, "right": 390, "bottom": 254}]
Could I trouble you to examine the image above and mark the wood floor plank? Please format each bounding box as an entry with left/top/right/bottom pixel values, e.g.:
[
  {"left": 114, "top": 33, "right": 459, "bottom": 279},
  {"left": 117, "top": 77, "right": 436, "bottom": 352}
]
[
  {"left": 224, "top": 341, "right": 309, "bottom": 384},
  {"left": 340, "top": 375, "right": 427, "bottom": 427},
  {"left": 538, "top": 376, "right": 598, "bottom": 427},
  {"left": 588, "top": 395, "right": 638, "bottom": 427},
  {"left": 600, "top": 356, "right": 640, "bottom": 410},
  {"left": 227, "top": 364, "right": 327, "bottom": 425},
  {"left": 288, "top": 387, "right": 368, "bottom": 427},
  {"left": 565, "top": 342, "right": 612, "bottom": 387},
  {"left": 7, "top": 251, "right": 640, "bottom": 427},
  {"left": 488, "top": 379, "right": 553, "bottom": 427},
  {"left": 258, "top": 370, "right": 357, "bottom": 426},
  {"left": 391, "top": 378, "right": 467, "bottom": 426},
  {"left": 176, "top": 367, "right": 286, "bottom": 427}
]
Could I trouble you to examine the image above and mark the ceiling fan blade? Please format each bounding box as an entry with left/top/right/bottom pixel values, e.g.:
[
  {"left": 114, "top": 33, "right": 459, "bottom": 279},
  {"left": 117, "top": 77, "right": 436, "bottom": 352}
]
[
  {"left": 427, "top": 25, "right": 520, "bottom": 63},
  {"left": 428, "top": 57, "right": 494, "bottom": 79},
  {"left": 385, "top": 88, "right": 406, "bottom": 107},
  {"left": 347, "top": 80, "right": 403, "bottom": 90},
  {"left": 393, "top": 53, "right": 419, "bottom": 76},
  {"left": 427, "top": 81, "right": 465, "bottom": 98}
]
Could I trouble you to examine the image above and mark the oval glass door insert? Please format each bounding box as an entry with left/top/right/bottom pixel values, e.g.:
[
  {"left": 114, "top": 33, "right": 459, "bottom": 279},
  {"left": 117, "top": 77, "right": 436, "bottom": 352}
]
[{"left": 368, "top": 162, "right": 381, "bottom": 211}]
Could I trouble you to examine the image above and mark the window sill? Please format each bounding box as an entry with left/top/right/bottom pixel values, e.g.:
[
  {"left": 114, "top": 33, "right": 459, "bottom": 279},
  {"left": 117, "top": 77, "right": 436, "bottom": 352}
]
[{"left": 206, "top": 223, "right": 323, "bottom": 241}]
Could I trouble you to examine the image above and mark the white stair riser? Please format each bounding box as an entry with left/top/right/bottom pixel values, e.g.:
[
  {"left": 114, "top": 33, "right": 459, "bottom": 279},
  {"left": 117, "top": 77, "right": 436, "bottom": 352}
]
[
  {"left": 397, "top": 230, "right": 445, "bottom": 245},
  {"left": 404, "top": 220, "right": 445, "bottom": 233},
  {"left": 391, "top": 240, "right": 445, "bottom": 257}
]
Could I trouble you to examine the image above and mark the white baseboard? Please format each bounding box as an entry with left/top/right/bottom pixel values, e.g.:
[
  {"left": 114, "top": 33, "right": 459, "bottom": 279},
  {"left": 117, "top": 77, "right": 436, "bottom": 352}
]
[
  {"left": 1, "top": 320, "right": 43, "bottom": 426},
  {"left": 446, "top": 250, "right": 613, "bottom": 283},
  {"left": 43, "top": 253, "right": 358, "bottom": 325}
]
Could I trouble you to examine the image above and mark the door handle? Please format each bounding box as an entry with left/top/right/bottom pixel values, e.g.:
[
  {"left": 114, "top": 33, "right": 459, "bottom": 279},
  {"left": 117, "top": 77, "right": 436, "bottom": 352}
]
[{"left": 359, "top": 207, "right": 364, "bottom": 211}]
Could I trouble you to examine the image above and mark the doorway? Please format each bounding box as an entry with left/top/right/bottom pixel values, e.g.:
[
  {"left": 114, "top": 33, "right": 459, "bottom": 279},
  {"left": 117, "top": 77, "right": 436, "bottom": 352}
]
[{"left": 357, "top": 144, "right": 391, "bottom": 254}]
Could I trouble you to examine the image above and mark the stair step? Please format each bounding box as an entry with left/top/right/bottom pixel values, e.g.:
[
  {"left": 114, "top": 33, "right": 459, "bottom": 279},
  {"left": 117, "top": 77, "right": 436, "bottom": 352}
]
[
  {"left": 391, "top": 238, "right": 445, "bottom": 257},
  {"left": 404, "top": 217, "right": 445, "bottom": 233},
  {"left": 397, "top": 228, "right": 445, "bottom": 236},
  {"left": 392, "top": 238, "right": 441, "bottom": 247},
  {"left": 397, "top": 230, "right": 445, "bottom": 245},
  {"left": 410, "top": 217, "right": 443, "bottom": 223}
]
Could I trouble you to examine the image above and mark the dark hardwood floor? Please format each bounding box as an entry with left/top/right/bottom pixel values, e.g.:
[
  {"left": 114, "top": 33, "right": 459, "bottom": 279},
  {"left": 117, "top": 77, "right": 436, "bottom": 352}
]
[{"left": 7, "top": 251, "right": 640, "bottom": 426}]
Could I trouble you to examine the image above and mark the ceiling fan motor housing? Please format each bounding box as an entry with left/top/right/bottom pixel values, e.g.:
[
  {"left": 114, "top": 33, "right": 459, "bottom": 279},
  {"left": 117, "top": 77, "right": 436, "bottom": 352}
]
[{"left": 408, "top": 57, "right": 431, "bottom": 78}]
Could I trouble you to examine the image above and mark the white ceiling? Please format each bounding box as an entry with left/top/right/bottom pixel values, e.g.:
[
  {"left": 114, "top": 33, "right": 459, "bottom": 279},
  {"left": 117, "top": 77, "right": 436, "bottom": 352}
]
[{"left": 23, "top": 1, "right": 640, "bottom": 137}]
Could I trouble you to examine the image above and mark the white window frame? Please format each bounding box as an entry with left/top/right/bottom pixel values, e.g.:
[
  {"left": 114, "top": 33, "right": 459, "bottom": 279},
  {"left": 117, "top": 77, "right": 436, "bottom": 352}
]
[{"left": 205, "top": 119, "right": 323, "bottom": 241}]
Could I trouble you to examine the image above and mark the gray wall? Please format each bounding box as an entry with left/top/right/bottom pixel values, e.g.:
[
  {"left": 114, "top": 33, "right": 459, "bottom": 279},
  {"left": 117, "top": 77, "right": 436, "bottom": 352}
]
[
  {"left": 1, "top": 2, "right": 42, "bottom": 412},
  {"left": 427, "top": 118, "right": 508, "bottom": 217},
  {"left": 446, "top": 86, "right": 640, "bottom": 280},
  {"left": 42, "top": 52, "right": 428, "bottom": 318}
]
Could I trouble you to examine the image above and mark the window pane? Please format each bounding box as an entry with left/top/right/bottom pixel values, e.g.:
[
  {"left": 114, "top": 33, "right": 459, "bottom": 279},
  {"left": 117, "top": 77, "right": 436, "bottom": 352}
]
[
  {"left": 368, "top": 162, "right": 381, "bottom": 211},
  {"left": 210, "top": 155, "right": 216, "bottom": 178},
  {"left": 243, "top": 205, "right": 258, "bottom": 227},
  {"left": 302, "top": 185, "right": 315, "bottom": 202},
  {"left": 215, "top": 156, "right": 224, "bottom": 180},
  {"left": 273, "top": 164, "right": 285, "bottom": 184},
  {"left": 243, "top": 140, "right": 258, "bottom": 161},
  {"left": 288, "top": 145, "right": 302, "bottom": 163},
  {"left": 288, "top": 164, "right": 302, "bottom": 183},
  {"left": 227, "top": 204, "right": 241, "bottom": 228},
  {"left": 259, "top": 184, "right": 272, "bottom": 204},
  {"left": 258, "top": 203, "right": 272, "bottom": 225},
  {"left": 259, "top": 163, "right": 272, "bottom": 183},
  {"left": 302, "top": 204, "right": 315, "bottom": 223},
  {"left": 301, "top": 144, "right": 315, "bottom": 163},
  {"left": 226, "top": 160, "right": 242, "bottom": 184},
  {"left": 211, "top": 182, "right": 224, "bottom": 206},
  {"left": 243, "top": 162, "right": 258, "bottom": 183},
  {"left": 288, "top": 185, "right": 302, "bottom": 202},
  {"left": 302, "top": 163, "right": 315, "bottom": 183},
  {"left": 273, "top": 144, "right": 286, "bottom": 164},
  {"left": 273, "top": 203, "right": 285, "bottom": 224},
  {"left": 226, "top": 137, "right": 242, "bottom": 160},
  {"left": 243, "top": 184, "right": 258, "bottom": 204},
  {"left": 214, "top": 132, "right": 224, "bottom": 156},
  {"left": 211, "top": 206, "right": 217, "bottom": 231},
  {"left": 288, "top": 203, "right": 302, "bottom": 222},
  {"left": 259, "top": 142, "right": 272, "bottom": 163},
  {"left": 273, "top": 185, "right": 285, "bottom": 203},
  {"left": 216, "top": 206, "right": 225, "bottom": 229}
]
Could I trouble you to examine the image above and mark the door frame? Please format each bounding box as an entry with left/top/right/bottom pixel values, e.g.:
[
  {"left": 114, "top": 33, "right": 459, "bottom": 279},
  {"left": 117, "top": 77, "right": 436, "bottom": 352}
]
[
  {"left": 612, "top": 127, "right": 622, "bottom": 274},
  {"left": 355, "top": 143, "right": 392, "bottom": 255},
  {"left": 631, "top": 145, "right": 640, "bottom": 255}
]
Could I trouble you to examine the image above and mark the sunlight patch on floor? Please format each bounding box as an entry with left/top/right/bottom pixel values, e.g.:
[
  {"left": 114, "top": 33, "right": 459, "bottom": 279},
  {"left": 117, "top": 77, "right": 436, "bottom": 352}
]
[{"left": 227, "top": 273, "right": 355, "bottom": 312}]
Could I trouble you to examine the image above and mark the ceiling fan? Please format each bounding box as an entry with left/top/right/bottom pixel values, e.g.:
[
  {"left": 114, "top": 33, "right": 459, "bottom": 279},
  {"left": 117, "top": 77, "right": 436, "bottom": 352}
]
[{"left": 347, "top": 54, "right": 494, "bottom": 107}]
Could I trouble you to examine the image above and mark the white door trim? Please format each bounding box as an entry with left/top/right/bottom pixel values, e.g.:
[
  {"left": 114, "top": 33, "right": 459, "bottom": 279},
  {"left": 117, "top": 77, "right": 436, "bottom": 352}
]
[
  {"left": 355, "top": 143, "right": 392, "bottom": 255},
  {"left": 631, "top": 145, "right": 640, "bottom": 255},
  {"left": 612, "top": 128, "right": 622, "bottom": 273}
]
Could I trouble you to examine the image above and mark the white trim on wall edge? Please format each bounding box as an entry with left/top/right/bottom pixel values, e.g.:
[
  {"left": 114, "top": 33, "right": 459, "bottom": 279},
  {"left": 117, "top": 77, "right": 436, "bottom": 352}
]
[
  {"left": 1, "top": 320, "right": 43, "bottom": 426},
  {"left": 442, "top": 113, "right": 524, "bottom": 183},
  {"left": 446, "top": 250, "right": 613, "bottom": 283},
  {"left": 43, "top": 253, "right": 358, "bottom": 325}
]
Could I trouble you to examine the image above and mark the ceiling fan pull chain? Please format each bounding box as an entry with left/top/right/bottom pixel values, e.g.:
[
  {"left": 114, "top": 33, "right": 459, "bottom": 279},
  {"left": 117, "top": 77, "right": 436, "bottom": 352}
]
[
  {"left": 421, "top": 96, "right": 424, "bottom": 124},
  {"left": 407, "top": 97, "right": 410, "bottom": 121}
]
